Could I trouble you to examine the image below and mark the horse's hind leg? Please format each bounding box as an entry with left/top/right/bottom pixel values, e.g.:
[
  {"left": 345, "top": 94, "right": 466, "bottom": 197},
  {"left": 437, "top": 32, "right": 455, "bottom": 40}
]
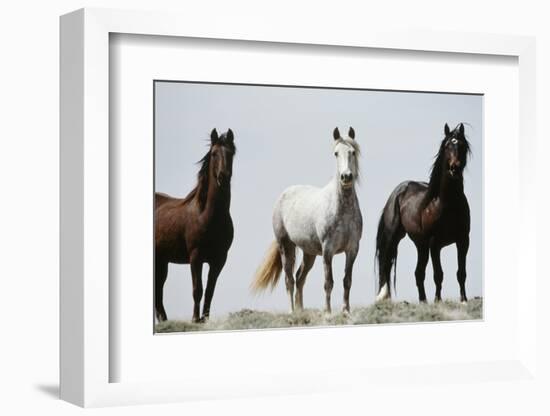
[
  {"left": 294, "top": 252, "right": 315, "bottom": 311},
  {"left": 202, "top": 254, "right": 227, "bottom": 320},
  {"left": 279, "top": 239, "right": 296, "bottom": 313},
  {"left": 414, "top": 243, "right": 429, "bottom": 303},
  {"left": 376, "top": 224, "right": 405, "bottom": 302},
  {"left": 155, "top": 259, "right": 168, "bottom": 322},
  {"left": 456, "top": 237, "right": 469, "bottom": 303}
]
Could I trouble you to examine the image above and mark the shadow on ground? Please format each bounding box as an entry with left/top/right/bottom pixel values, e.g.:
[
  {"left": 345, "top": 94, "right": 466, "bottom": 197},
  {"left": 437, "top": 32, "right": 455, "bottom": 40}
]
[{"left": 35, "top": 384, "right": 59, "bottom": 399}]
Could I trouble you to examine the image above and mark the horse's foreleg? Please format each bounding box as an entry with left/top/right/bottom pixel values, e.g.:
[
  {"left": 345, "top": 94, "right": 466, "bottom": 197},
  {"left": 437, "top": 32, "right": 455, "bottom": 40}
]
[
  {"left": 322, "top": 252, "right": 334, "bottom": 314},
  {"left": 456, "top": 237, "right": 469, "bottom": 303},
  {"left": 202, "top": 255, "right": 227, "bottom": 320},
  {"left": 190, "top": 258, "right": 203, "bottom": 323},
  {"left": 280, "top": 241, "right": 296, "bottom": 313},
  {"left": 343, "top": 248, "right": 358, "bottom": 313},
  {"left": 414, "top": 244, "right": 429, "bottom": 303},
  {"left": 155, "top": 260, "right": 168, "bottom": 322},
  {"left": 430, "top": 244, "right": 443, "bottom": 302},
  {"left": 295, "top": 253, "right": 315, "bottom": 311}
]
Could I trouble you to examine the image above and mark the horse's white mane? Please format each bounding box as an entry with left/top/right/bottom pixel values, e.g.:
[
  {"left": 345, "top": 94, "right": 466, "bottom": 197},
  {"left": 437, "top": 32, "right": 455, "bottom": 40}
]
[{"left": 333, "top": 136, "right": 361, "bottom": 155}]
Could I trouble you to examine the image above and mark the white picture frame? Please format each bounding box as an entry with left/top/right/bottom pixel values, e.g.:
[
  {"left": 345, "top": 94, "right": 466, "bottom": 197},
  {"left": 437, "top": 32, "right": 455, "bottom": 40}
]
[{"left": 60, "top": 8, "right": 538, "bottom": 407}]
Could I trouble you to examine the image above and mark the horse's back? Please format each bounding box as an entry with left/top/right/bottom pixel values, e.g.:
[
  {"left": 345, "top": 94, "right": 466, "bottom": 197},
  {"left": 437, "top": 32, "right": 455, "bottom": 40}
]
[
  {"left": 155, "top": 192, "right": 190, "bottom": 262},
  {"left": 155, "top": 192, "right": 175, "bottom": 209},
  {"left": 390, "top": 180, "right": 428, "bottom": 199},
  {"left": 387, "top": 180, "right": 428, "bottom": 211}
]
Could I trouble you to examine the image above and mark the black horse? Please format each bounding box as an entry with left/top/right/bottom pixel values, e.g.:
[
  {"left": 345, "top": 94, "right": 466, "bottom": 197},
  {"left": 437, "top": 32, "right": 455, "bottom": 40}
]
[{"left": 375, "top": 123, "right": 471, "bottom": 303}]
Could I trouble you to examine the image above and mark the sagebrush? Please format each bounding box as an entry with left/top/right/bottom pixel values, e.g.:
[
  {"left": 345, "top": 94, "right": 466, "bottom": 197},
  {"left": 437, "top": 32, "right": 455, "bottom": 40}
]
[{"left": 155, "top": 297, "right": 482, "bottom": 333}]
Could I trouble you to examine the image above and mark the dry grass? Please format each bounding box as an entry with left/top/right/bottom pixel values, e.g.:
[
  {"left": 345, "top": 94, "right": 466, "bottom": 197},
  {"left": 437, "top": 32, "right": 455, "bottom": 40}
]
[{"left": 155, "top": 297, "right": 483, "bottom": 333}]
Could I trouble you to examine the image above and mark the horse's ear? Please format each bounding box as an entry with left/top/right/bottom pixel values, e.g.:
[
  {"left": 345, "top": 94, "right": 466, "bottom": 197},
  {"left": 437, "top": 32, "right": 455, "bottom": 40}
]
[
  {"left": 333, "top": 127, "right": 341, "bottom": 141},
  {"left": 444, "top": 123, "right": 450, "bottom": 137},
  {"left": 226, "top": 128, "right": 234, "bottom": 143},
  {"left": 348, "top": 127, "right": 355, "bottom": 140},
  {"left": 210, "top": 128, "right": 219, "bottom": 144},
  {"left": 458, "top": 123, "right": 465, "bottom": 136}
]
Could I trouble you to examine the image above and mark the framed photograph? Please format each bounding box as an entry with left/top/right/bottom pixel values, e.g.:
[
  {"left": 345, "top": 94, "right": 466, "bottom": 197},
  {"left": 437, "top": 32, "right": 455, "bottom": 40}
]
[
  {"left": 152, "top": 80, "right": 483, "bottom": 333},
  {"left": 60, "top": 8, "right": 538, "bottom": 407}
]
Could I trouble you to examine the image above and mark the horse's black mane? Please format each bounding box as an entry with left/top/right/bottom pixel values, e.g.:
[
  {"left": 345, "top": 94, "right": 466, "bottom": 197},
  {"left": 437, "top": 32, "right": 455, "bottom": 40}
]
[
  {"left": 183, "top": 133, "right": 236, "bottom": 209},
  {"left": 427, "top": 125, "right": 471, "bottom": 198}
]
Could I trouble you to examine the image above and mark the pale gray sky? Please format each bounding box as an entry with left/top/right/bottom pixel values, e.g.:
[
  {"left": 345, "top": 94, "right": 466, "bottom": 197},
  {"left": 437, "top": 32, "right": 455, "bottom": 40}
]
[{"left": 155, "top": 81, "right": 483, "bottom": 320}]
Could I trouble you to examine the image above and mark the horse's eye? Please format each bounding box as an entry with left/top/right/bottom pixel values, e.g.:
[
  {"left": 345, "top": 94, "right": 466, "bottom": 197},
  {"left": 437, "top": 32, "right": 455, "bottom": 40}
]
[
  {"left": 334, "top": 152, "right": 338, "bottom": 157},
  {"left": 351, "top": 151, "right": 355, "bottom": 156}
]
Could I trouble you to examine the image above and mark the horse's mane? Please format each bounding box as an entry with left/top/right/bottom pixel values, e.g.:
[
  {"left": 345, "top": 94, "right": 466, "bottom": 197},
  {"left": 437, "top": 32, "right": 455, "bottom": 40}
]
[
  {"left": 427, "top": 126, "right": 471, "bottom": 198},
  {"left": 335, "top": 136, "right": 361, "bottom": 154},
  {"left": 180, "top": 151, "right": 210, "bottom": 208},
  {"left": 182, "top": 134, "right": 236, "bottom": 209},
  {"left": 334, "top": 137, "right": 361, "bottom": 183}
]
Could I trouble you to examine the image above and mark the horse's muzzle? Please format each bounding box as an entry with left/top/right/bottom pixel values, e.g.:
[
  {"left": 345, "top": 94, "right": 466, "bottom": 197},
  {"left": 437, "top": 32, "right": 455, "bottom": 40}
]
[
  {"left": 340, "top": 173, "right": 353, "bottom": 187},
  {"left": 448, "top": 161, "right": 462, "bottom": 178}
]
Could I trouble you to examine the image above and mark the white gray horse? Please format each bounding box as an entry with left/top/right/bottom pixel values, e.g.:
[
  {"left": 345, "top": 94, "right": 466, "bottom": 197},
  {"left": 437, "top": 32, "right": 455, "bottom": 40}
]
[{"left": 251, "top": 127, "right": 363, "bottom": 313}]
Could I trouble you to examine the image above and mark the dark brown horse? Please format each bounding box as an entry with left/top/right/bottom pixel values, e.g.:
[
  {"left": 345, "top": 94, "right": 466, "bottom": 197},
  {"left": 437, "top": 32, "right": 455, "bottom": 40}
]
[
  {"left": 375, "top": 123, "right": 471, "bottom": 303},
  {"left": 155, "top": 128, "right": 236, "bottom": 322}
]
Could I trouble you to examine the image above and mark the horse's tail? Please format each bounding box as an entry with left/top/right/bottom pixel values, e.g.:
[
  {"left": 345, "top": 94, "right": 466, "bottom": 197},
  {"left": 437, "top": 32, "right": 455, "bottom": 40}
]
[
  {"left": 251, "top": 241, "right": 282, "bottom": 293},
  {"left": 375, "top": 184, "right": 405, "bottom": 302}
]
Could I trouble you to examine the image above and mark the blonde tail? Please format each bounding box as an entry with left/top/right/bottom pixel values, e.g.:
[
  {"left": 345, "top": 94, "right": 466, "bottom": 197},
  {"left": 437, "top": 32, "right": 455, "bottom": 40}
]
[{"left": 251, "top": 241, "right": 282, "bottom": 292}]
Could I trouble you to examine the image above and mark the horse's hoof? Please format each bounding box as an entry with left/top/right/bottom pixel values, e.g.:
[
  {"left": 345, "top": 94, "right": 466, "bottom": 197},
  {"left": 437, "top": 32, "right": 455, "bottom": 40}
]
[
  {"left": 375, "top": 283, "right": 390, "bottom": 302},
  {"left": 200, "top": 316, "right": 209, "bottom": 323}
]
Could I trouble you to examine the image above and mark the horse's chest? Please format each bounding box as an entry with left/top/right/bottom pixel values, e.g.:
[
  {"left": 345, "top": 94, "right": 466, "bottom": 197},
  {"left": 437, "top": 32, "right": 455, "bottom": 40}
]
[
  {"left": 421, "top": 206, "right": 467, "bottom": 241},
  {"left": 193, "top": 215, "right": 234, "bottom": 256},
  {"left": 321, "top": 211, "right": 362, "bottom": 252},
  {"left": 206, "top": 218, "right": 233, "bottom": 243}
]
